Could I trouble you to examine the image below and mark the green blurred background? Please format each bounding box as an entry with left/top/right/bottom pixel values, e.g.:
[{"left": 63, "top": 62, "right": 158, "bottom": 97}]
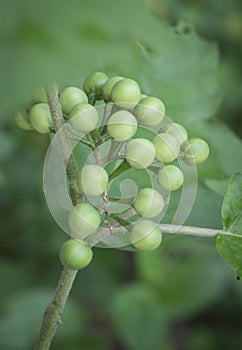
[{"left": 0, "top": 0, "right": 242, "bottom": 349}]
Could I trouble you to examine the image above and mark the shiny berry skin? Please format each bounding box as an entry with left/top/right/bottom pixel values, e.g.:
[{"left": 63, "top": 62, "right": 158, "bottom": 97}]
[
  {"left": 68, "top": 203, "right": 101, "bottom": 237},
  {"left": 161, "top": 123, "right": 188, "bottom": 146},
  {"left": 134, "top": 96, "right": 165, "bottom": 126},
  {"left": 153, "top": 133, "right": 180, "bottom": 163},
  {"left": 60, "top": 87, "right": 88, "bottom": 115},
  {"left": 133, "top": 188, "right": 165, "bottom": 218},
  {"left": 125, "top": 138, "right": 155, "bottom": 169},
  {"left": 131, "top": 219, "right": 162, "bottom": 251},
  {"left": 29, "top": 103, "right": 53, "bottom": 134},
  {"left": 107, "top": 110, "right": 137, "bottom": 141},
  {"left": 78, "top": 165, "right": 109, "bottom": 196},
  {"left": 69, "top": 103, "right": 99, "bottom": 133},
  {"left": 102, "top": 76, "right": 124, "bottom": 102},
  {"left": 83, "top": 72, "right": 109, "bottom": 99},
  {"left": 59, "top": 239, "right": 93, "bottom": 270},
  {"left": 111, "top": 78, "right": 141, "bottom": 109},
  {"left": 182, "top": 138, "right": 210, "bottom": 165},
  {"left": 157, "top": 165, "right": 184, "bottom": 191}
]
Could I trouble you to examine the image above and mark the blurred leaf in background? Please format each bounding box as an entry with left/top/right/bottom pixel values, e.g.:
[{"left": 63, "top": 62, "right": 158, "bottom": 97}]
[{"left": 0, "top": 0, "right": 242, "bottom": 349}]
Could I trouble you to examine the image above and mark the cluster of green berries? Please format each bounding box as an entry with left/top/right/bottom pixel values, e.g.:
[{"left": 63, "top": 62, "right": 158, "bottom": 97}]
[{"left": 16, "top": 72, "right": 210, "bottom": 271}]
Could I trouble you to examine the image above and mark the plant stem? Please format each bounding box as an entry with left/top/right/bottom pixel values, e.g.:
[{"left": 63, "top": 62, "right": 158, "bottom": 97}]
[
  {"left": 34, "top": 269, "right": 77, "bottom": 350},
  {"left": 35, "top": 85, "right": 81, "bottom": 350},
  {"left": 89, "top": 223, "right": 238, "bottom": 248},
  {"left": 46, "top": 83, "right": 82, "bottom": 206}
]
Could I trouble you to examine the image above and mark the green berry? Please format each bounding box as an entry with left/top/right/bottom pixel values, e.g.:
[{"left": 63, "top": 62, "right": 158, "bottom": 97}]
[
  {"left": 15, "top": 111, "right": 33, "bottom": 131},
  {"left": 182, "top": 138, "right": 210, "bottom": 165},
  {"left": 111, "top": 78, "right": 141, "bottom": 109},
  {"left": 134, "top": 96, "right": 165, "bottom": 126},
  {"left": 131, "top": 220, "right": 162, "bottom": 251},
  {"left": 162, "top": 123, "right": 188, "bottom": 145},
  {"left": 29, "top": 103, "right": 53, "bottom": 134},
  {"left": 153, "top": 133, "right": 180, "bottom": 163},
  {"left": 68, "top": 203, "right": 101, "bottom": 237},
  {"left": 59, "top": 239, "right": 93, "bottom": 270},
  {"left": 78, "top": 165, "right": 109, "bottom": 196},
  {"left": 60, "top": 87, "right": 88, "bottom": 115},
  {"left": 83, "top": 72, "right": 109, "bottom": 99},
  {"left": 102, "top": 76, "right": 124, "bottom": 102},
  {"left": 133, "top": 188, "right": 164, "bottom": 218},
  {"left": 69, "top": 103, "right": 99, "bottom": 133},
  {"left": 157, "top": 165, "right": 184, "bottom": 191},
  {"left": 125, "top": 138, "right": 155, "bottom": 169},
  {"left": 107, "top": 110, "right": 137, "bottom": 141}
]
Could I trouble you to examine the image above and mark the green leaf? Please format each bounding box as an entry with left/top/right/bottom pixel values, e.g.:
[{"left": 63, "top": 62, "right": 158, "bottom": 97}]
[
  {"left": 204, "top": 178, "right": 230, "bottom": 197},
  {"left": 136, "top": 236, "right": 229, "bottom": 319},
  {"left": 137, "top": 22, "right": 222, "bottom": 122},
  {"left": 110, "top": 283, "right": 165, "bottom": 350},
  {"left": 216, "top": 173, "right": 242, "bottom": 277}
]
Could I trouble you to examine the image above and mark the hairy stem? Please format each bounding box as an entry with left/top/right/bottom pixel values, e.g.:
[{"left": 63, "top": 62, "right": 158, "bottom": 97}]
[
  {"left": 46, "top": 83, "right": 82, "bottom": 206},
  {"left": 35, "top": 85, "right": 81, "bottom": 350},
  {"left": 34, "top": 269, "right": 77, "bottom": 350}
]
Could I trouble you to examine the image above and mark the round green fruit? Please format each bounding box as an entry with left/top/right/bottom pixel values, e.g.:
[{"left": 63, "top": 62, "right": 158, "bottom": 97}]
[
  {"left": 182, "top": 138, "right": 210, "bottom": 165},
  {"left": 59, "top": 239, "right": 93, "bottom": 270},
  {"left": 125, "top": 138, "right": 155, "bottom": 169},
  {"left": 102, "top": 76, "right": 124, "bottom": 102},
  {"left": 157, "top": 165, "right": 184, "bottom": 191},
  {"left": 60, "top": 87, "right": 88, "bottom": 115},
  {"left": 68, "top": 203, "right": 101, "bottom": 237},
  {"left": 15, "top": 111, "right": 33, "bottom": 131},
  {"left": 162, "top": 123, "right": 188, "bottom": 145},
  {"left": 69, "top": 103, "right": 99, "bottom": 133},
  {"left": 133, "top": 188, "right": 164, "bottom": 218},
  {"left": 83, "top": 72, "right": 109, "bottom": 99},
  {"left": 134, "top": 96, "right": 165, "bottom": 126},
  {"left": 153, "top": 133, "right": 180, "bottom": 163},
  {"left": 111, "top": 78, "right": 141, "bottom": 109},
  {"left": 131, "top": 219, "right": 162, "bottom": 251},
  {"left": 78, "top": 164, "right": 109, "bottom": 196},
  {"left": 29, "top": 103, "right": 53, "bottom": 134},
  {"left": 107, "top": 110, "right": 137, "bottom": 141}
]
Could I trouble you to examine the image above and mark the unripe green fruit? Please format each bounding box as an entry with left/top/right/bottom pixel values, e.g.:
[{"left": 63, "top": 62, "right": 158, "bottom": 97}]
[
  {"left": 131, "top": 220, "right": 162, "bottom": 251},
  {"left": 153, "top": 133, "right": 180, "bottom": 163},
  {"left": 15, "top": 111, "right": 33, "bottom": 131},
  {"left": 69, "top": 103, "right": 99, "bottom": 133},
  {"left": 111, "top": 78, "right": 141, "bottom": 109},
  {"left": 68, "top": 203, "right": 101, "bottom": 237},
  {"left": 59, "top": 239, "right": 93, "bottom": 270},
  {"left": 29, "top": 103, "right": 53, "bottom": 134},
  {"left": 134, "top": 96, "right": 165, "bottom": 126},
  {"left": 32, "top": 88, "right": 48, "bottom": 103},
  {"left": 102, "top": 76, "right": 124, "bottom": 102},
  {"left": 107, "top": 110, "right": 137, "bottom": 141},
  {"left": 158, "top": 165, "right": 184, "bottom": 191},
  {"left": 161, "top": 123, "right": 188, "bottom": 145},
  {"left": 182, "top": 138, "right": 210, "bottom": 165},
  {"left": 125, "top": 138, "right": 155, "bottom": 169},
  {"left": 134, "top": 188, "right": 164, "bottom": 218},
  {"left": 60, "top": 87, "right": 88, "bottom": 115},
  {"left": 83, "top": 72, "right": 109, "bottom": 99},
  {"left": 78, "top": 165, "right": 109, "bottom": 196}
]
